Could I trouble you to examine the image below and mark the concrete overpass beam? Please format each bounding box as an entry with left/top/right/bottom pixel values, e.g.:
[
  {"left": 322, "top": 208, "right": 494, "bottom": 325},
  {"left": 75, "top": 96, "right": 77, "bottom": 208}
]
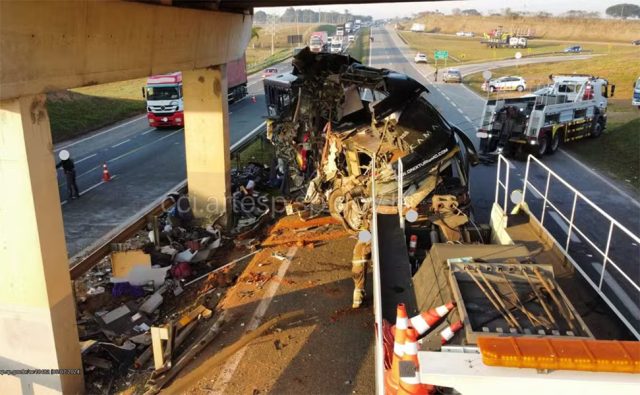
[
  {"left": 182, "top": 66, "right": 231, "bottom": 224},
  {"left": 0, "top": 0, "right": 252, "bottom": 100},
  {"left": 0, "top": 95, "right": 83, "bottom": 393}
]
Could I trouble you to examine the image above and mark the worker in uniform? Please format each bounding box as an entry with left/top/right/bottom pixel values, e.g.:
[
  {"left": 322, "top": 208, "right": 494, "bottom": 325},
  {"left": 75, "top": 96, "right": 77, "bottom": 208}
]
[
  {"left": 56, "top": 149, "right": 80, "bottom": 200},
  {"left": 351, "top": 239, "right": 371, "bottom": 308}
]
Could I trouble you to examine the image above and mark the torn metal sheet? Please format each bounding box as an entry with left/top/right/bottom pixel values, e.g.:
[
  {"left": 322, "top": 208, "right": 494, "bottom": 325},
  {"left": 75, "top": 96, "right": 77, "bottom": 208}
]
[{"left": 264, "top": 48, "right": 479, "bottom": 233}]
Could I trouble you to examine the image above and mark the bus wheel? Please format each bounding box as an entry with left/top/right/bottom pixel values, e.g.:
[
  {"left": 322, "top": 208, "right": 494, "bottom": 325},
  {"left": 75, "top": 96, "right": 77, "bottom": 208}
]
[
  {"left": 533, "top": 135, "right": 549, "bottom": 158},
  {"left": 548, "top": 131, "right": 561, "bottom": 154}
]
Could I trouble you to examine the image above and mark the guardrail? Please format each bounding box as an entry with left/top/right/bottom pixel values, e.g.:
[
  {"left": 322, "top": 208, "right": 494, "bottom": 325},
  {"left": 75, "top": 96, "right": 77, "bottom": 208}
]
[
  {"left": 370, "top": 155, "right": 385, "bottom": 395},
  {"left": 69, "top": 122, "right": 267, "bottom": 279},
  {"left": 247, "top": 50, "right": 291, "bottom": 75},
  {"left": 506, "top": 154, "right": 640, "bottom": 339}
]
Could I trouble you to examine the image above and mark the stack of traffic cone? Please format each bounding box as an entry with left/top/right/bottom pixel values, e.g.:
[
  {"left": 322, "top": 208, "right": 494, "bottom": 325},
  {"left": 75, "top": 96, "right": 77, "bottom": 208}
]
[
  {"left": 392, "top": 301, "right": 455, "bottom": 338},
  {"left": 102, "top": 162, "right": 111, "bottom": 182},
  {"left": 397, "top": 328, "right": 434, "bottom": 395},
  {"left": 439, "top": 321, "right": 463, "bottom": 345},
  {"left": 385, "top": 303, "right": 409, "bottom": 395}
]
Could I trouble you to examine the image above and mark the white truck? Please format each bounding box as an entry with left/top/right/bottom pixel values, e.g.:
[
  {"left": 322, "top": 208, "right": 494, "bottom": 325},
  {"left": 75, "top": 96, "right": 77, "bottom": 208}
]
[
  {"left": 336, "top": 25, "right": 344, "bottom": 37},
  {"left": 345, "top": 21, "right": 353, "bottom": 34},
  {"left": 330, "top": 40, "right": 343, "bottom": 54},
  {"left": 478, "top": 75, "right": 613, "bottom": 157},
  {"left": 410, "top": 23, "right": 426, "bottom": 32}
]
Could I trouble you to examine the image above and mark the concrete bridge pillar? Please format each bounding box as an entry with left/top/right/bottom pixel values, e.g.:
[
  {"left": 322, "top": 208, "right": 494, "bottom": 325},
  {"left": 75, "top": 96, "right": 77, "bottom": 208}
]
[
  {"left": 0, "top": 95, "right": 83, "bottom": 394},
  {"left": 182, "top": 65, "right": 232, "bottom": 224}
]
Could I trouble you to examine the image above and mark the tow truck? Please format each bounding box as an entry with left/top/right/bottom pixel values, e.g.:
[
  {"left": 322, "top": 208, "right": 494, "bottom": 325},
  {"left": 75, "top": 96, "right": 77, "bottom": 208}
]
[{"left": 477, "top": 74, "right": 613, "bottom": 157}]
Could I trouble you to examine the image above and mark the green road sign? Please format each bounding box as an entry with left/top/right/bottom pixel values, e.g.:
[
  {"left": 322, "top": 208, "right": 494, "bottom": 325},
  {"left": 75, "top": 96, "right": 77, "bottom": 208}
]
[{"left": 434, "top": 50, "right": 448, "bottom": 60}]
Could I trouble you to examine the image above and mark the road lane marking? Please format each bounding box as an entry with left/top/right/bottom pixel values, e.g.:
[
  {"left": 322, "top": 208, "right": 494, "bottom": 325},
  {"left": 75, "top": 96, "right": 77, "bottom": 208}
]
[
  {"left": 61, "top": 175, "right": 118, "bottom": 206},
  {"left": 590, "top": 261, "right": 640, "bottom": 320},
  {"left": 75, "top": 153, "right": 97, "bottom": 164},
  {"left": 110, "top": 129, "right": 183, "bottom": 163},
  {"left": 549, "top": 211, "right": 581, "bottom": 243},
  {"left": 558, "top": 150, "right": 640, "bottom": 209},
  {"left": 142, "top": 128, "right": 156, "bottom": 135},
  {"left": 111, "top": 139, "right": 131, "bottom": 148},
  {"left": 54, "top": 115, "right": 146, "bottom": 152},
  {"left": 212, "top": 246, "right": 298, "bottom": 393}
]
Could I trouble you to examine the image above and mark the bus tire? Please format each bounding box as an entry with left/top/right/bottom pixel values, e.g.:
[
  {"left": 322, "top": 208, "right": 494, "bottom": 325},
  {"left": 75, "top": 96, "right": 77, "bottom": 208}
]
[{"left": 548, "top": 131, "right": 561, "bottom": 154}]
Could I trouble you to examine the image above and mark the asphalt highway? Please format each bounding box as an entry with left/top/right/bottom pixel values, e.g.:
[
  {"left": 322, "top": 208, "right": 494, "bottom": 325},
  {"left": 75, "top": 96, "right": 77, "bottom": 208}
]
[
  {"left": 56, "top": 58, "right": 293, "bottom": 257},
  {"left": 372, "top": 26, "right": 639, "bottom": 334}
]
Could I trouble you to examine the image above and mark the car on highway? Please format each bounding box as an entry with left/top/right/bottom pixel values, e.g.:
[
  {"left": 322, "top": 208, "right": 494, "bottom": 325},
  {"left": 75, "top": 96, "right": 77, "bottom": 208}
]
[
  {"left": 563, "top": 45, "right": 582, "bottom": 53},
  {"left": 632, "top": 39, "right": 640, "bottom": 46},
  {"left": 414, "top": 52, "right": 428, "bottom": 63},
  {"left": 456, "top": 31, "right": 474, "bottom": 37},
  {"left": 262, "top": 68, "right": 278, "bottom": 78},
  {"left": 442, "top": 69, "right": 462, "bottom": 83},
  {"left": 348, "top": 35, "right": 355, "bottom": 42},
  {"left": 482, "top": 76, "right": 527, "bottom": 92}
]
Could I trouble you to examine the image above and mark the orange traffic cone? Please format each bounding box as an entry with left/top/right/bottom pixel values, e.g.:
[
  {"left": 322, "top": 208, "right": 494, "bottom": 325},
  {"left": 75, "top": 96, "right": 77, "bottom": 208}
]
[
  {"left": 102, "top": 162, "right": 111, "bottom": 182},
  {"left": 392, "top": 301, "right": 455, "bottom": 337},
  {"left": 439, "top": 321, "right": 463, "bottom": 345},
  {"left": 385, "top": 303, "right": 409, "bottom": 395},
  {"left": 398, "top": 328, "right": 434, "bottom": 395},
  {"left": 408, "top": 301, "right": 455, "bottom": 337}
]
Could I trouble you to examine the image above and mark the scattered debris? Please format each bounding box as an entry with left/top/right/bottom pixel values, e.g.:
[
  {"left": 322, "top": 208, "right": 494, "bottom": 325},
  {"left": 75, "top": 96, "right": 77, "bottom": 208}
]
[{"left": 111, "top": 250, "right": 151, "bottom": 277}]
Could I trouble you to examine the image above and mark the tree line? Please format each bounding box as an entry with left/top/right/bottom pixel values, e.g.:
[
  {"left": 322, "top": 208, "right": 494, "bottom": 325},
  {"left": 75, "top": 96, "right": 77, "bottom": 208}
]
[{"left": 254, "top": 7, "right": 372, "bottom": 24}]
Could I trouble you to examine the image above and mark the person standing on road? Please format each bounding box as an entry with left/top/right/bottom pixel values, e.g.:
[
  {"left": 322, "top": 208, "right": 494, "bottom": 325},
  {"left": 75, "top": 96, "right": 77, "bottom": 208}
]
[
  {"left": 434, "top": 68, "right": 438, "bottom": 82},
  {"left": 351, "top": 238, "right": 372, "bottom": 308},
  {"left": 56, "top": 149, "right": 80, "bottom": 200}
]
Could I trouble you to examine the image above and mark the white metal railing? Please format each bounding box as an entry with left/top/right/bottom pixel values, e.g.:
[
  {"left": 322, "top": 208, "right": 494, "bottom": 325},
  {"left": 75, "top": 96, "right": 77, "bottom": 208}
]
[
  {"left": 370, "top": 155, "right": 385, "bottom": 395},
  {"left": 494, "top": 155, "right": 511, "bottom": 213},
  {"left": 513, "top": 154, "right": 640, "bottom": 339}
]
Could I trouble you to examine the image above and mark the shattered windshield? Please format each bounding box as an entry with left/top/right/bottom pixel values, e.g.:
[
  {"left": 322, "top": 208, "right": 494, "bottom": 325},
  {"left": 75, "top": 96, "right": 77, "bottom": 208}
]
[{"left": 146, "top": 86, "right": 181, "bottom": 101}]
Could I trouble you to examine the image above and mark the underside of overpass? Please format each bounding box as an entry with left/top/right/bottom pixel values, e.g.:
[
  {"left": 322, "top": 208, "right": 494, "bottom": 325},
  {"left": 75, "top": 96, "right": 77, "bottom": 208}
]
[{"left": 0, "top": 1, "right": 430, "bottom": 393}]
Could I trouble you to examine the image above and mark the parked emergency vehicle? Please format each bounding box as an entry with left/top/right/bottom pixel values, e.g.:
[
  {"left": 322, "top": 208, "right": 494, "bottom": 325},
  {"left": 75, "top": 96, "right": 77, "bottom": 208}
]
[{"left": 478, "top": 75, "right": 612, "bottom": 157}]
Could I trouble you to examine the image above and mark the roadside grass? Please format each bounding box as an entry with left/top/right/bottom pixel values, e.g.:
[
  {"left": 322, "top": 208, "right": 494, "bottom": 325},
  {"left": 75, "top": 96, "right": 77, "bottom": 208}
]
[
  {"left": 406, "top": 14, "right": 639, "bottom": 43},
  {"left": 347, "top": 27, "right": 371, "bottom": 64},
  {"left": 463, "top": 48, "right": 640, "bottom": 100},
  {"left": 398, "top": 31, "right": 633, "bottom": 66},
  {"left": 233, "top": 135, "right": 274, "bottom": 168},
  {"left": 246, "top": 48, "right": 291, "bottom": 74},
  {"left": 47, "top": 78, "right": 147, "bottom": 143},
  {"left": 565, "top": 117, "right": 640, "bottom": 192}
]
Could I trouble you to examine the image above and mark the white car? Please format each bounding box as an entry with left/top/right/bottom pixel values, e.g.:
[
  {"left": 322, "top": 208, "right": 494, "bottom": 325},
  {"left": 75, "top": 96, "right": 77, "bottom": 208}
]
[
  {"left": 456, "top": 31, "right": 465, "bottom": 37},
  {"left": 482, "top": 76, "right": 527, "bottom": 92},
  {"left": 348, "top": 35, "right": 355, "bottom": 42},
  {"left": 414, "top": 53, "right": 428, "bottom": 63}
]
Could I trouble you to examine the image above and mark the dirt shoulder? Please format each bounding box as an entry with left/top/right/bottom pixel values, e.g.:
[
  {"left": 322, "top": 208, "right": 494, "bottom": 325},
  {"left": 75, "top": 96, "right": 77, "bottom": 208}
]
[{"left": 163, "top": 216, "right": 375, "bottom": 395}]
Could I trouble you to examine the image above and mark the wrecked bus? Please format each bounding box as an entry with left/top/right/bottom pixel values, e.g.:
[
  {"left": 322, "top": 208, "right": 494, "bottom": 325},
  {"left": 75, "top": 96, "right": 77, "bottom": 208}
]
[{"left": 264, "top": 48, "right": 478, "bottom": 232}]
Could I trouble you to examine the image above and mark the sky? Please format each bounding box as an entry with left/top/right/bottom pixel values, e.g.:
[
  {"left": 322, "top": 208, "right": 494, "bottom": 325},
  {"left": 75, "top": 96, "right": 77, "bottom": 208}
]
[{"left": 257, "top": 0, "right": 629, "bottom": 19}]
